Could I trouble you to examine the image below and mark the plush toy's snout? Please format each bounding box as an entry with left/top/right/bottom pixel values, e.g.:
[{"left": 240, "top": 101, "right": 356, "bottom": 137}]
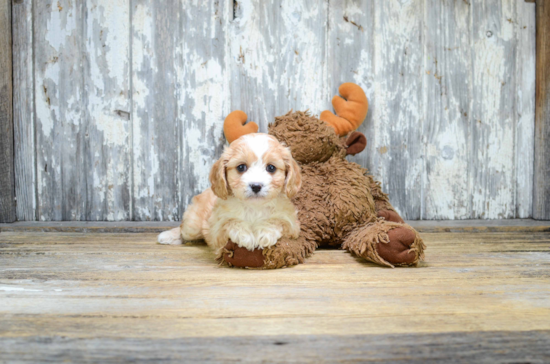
[{"left": 345, "top": 131, "right": 367, "bottom": 155}]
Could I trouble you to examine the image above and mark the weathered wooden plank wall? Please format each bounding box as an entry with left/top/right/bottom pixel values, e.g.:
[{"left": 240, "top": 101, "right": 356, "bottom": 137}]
[{"left": 11, "top": 0, "right": 537, "bottom": 221}]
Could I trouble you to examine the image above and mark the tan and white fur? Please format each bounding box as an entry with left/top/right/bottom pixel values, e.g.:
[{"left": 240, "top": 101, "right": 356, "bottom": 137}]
[{"left": 157, "top": 133, "right": 301, "bottom": 254}]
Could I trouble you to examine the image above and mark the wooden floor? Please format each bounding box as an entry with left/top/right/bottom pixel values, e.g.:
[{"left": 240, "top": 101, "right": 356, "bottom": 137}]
[{"left": 1, "top": 226, "right": 550, "bottom": 363}]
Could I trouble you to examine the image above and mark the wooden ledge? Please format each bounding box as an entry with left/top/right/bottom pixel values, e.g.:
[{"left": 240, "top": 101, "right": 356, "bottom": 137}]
[
  {"left": 409, "top": 219, "right": 550, "bottom": 233},
  {"left": 0, "top": 219, "right": 548, "bottom": 234}
]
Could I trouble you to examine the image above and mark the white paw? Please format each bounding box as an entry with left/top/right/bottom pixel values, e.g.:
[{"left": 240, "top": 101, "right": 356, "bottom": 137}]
[
  {"left": 228, "top": 229, "right": 255, "bottom": 250},
  {"left": 157, "top": 228, "right": 183, "bottom": 245},
  {"left": 257, "top": 228, "right": 282, "bottom": 248}
]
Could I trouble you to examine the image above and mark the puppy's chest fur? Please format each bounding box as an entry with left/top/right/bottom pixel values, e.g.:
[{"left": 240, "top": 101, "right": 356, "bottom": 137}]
[{"left": 208, "top": 196, "right": 300, "bottom": 251}]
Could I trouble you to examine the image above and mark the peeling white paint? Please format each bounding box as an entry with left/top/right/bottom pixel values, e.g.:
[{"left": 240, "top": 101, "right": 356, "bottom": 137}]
[{"left": 471, "top": 2, "right": 516, "bottom": 219}]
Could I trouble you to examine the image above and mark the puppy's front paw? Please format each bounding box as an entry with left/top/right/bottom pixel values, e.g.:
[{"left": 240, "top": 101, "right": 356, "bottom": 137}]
[
  {"left": 228, "top": 229, "right": 256, "bottom": 250},
  {"left": 157, "top": 227, "right": 183, "bottom": 245},
  {"left": 257, "top": 228, "right": 282, "bottom": 248}
]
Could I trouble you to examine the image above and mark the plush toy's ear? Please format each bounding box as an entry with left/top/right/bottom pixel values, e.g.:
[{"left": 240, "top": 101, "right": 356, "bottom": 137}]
[
  {"left": 224, "top": 110, "right": 259, "bottom": 143},
  {"left": 320, "top": 83, "right": 368, "bottom": 136},
  {"left": 209, "top": 156, "right": 229, "bottom": 199},
  {"left": 345, "top": 131, "right": 367, "bottom": 155}
]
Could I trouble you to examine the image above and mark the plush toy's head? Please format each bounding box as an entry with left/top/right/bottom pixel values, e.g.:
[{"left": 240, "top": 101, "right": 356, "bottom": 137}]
[
  {"left": 268, "top": 83, "right": 368, "bottom": 164},
  {"left": 268, "top": 111, "right": 343, "bottom": 163},
  {"left": 223, "top": 83, "right": 369, "bottom": 165},
  {"left": 268, "top": 111, "right": 367, "bottom": 164}
]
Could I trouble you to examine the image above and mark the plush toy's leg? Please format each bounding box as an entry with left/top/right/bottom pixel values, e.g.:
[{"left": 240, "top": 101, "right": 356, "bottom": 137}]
[
  {"left": 376, "top": 204, "right": 404, "bottom": 223},
  {"left": 217, "top": 236, "right": 316, "bottom": 269},
  {"left": 366, "top": 175, "right": 405, "bottom": 223},
  {"left": 342, "top": 220, "right": 425, "bottom": 267},
  {"left": 262, "top": 236, "right": 316, "bottom": 269}
]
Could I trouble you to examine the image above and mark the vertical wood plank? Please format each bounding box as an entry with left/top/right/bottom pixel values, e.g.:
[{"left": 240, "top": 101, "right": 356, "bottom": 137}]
[
  {"left": 370, "top": 0, "right": 424, "bottom": 219},
  {"left": 229, "top": 0, "right": 328, "bottom": 131},
  {"left": 515, "top": 0, "right": 535, "bottom": 218},
  {"left": 534, "top": 0, "right": 550, "bottom": 220},
  {"left": 84, "top": 0, "right": 131, "bottom": 220},
  {"left": 177, "top": 1, "right": 232, "bottom": 212},
  {"left": 34, "top": 1, "right": 87, "bottom": 220},
  {"left": 327, "top": 0, "right": 375, "bottom": 187},
  {"left": 422, "top": 1, "right": 472, "bottom": 219},
  {"left": 131, "top": 1, "right": 181, "bottom": 220},
  {"left": 12, "top": 0, "right": 35, "bottom": 221},
  {"left": 0, "top": 0, "right": 15, "bottom": 222},
  {"left": 470, "top": 0, "right": 516, "bottom": 219}
]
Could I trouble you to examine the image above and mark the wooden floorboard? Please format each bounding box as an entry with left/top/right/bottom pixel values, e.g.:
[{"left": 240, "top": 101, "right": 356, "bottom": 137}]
[
  {"left": 1, "top": 219, "right": 549, "bottom": 233},
  {"left": 1, "top": 230, "right": 549, "bottom": 362},
  {"left": 1, "top": 331, "right": 549, "bottom": 363}
]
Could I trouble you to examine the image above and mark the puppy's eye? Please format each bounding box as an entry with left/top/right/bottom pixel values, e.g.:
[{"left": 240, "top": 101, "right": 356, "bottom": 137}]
[
  {"left": 266, "top": 164, "right": 276, "bottom": 173},
  {"left": 237, "top": 164, "right": 247, "bottom": 173}
]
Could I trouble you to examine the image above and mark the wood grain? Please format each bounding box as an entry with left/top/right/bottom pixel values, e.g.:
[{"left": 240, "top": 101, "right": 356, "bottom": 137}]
[
  {"left": 131, "top": 0, "right": 181, "bottom": 221},
  {"left": 327, "top": 0, "right": 426, "bottom": 220},
  {"left": 84, "top": 0, "right": 132, "bottom": 221},
  {"left": 1, "top": 331, "right": 549, "bottom": 363},
  {"left": 229, "top": 0, "right": 328, "bottom": 133},
  {"left": 0, "top": 231, "right": 549, "bottom": 361},
  {"left": 12, "top": 0, "right": 35, "bottom": 222},
  {"left": 516, "top": 0, "right": 536, "bottom": 218},
  {"left": 1, "top": 219, "right": 549, "bottom": 234},
  {"left": 423, "top": 0, "right": 471, "bottom": 219},
  {"left": 0, "top": 0, "right": 15, "bottom": 223},
  {"left": 327, "top": 0, "right": 376, "bottom": 200},
  {"left": 372, "top": 0, "right": 424, "bottom": 220},
  {"left": 470, "top": 0, "right": 517, "bottom": 219},
  {"left": 534, "top": 0, "right": 550, "bottom": 220},
  {"left": 177, "top": 0, "right": 231, "bottom": 216},
  {"left": 34, "top": 1, "right": 87, "bottom": 220}
]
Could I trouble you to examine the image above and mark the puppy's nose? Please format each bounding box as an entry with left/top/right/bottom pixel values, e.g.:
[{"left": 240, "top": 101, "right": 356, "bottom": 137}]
[{"left": 250, "top": 183, "right": 263, "bottom": 194}]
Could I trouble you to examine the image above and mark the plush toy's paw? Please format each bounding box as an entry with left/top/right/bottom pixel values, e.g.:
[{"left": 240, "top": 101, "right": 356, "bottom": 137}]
[
  {"left": 343, "top": 221, "right": 425, "bottom": 267},
  {"left": 377, "top": 209, "right": 405, "bottom": 224},
  {"left": 376, "top": 227, "right": 416, "bottom": 265},
  {"left": 219, "top": 236, "right": 316, "bottom": 269},
  {"left": 221, "top": 240, "right": 265, "bottom": 268}
]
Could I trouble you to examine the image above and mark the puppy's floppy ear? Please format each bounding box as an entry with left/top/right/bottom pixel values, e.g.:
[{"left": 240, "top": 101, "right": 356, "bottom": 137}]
[
  {"left": 283, "top": 149, "right": 301, "bottom": 198},
  {"left": 209, "top": 157, "right": 229, "bottom": 200}
]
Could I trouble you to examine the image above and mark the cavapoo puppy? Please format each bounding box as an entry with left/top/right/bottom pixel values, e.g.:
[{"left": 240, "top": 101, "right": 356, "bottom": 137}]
[{"left": 157, "top": 133, "right": 301, "bottom": 259}]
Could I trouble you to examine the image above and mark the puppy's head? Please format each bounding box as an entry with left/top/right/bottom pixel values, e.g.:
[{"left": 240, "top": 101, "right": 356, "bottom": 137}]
[{"left": 209, "top": 134, "right": 301, "bottom": 201}]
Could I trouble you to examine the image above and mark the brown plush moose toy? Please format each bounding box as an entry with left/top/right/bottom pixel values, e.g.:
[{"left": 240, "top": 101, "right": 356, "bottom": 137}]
[{"left": 220, "top": 83, "right": 425, "bottom": 269}]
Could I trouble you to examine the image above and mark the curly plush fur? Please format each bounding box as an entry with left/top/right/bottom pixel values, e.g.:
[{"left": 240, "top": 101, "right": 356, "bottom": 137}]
[{"left": 219, "top": 111, "right": 426, "bottom": 269}]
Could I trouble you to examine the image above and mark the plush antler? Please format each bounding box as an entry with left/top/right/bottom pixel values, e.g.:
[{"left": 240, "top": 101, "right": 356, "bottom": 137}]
[
  {"left": 223, "top": 110, "right": 259, "bottom": 143},
  {"left": 320, "top": 83, "right": 369, "bottom": 136}
]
